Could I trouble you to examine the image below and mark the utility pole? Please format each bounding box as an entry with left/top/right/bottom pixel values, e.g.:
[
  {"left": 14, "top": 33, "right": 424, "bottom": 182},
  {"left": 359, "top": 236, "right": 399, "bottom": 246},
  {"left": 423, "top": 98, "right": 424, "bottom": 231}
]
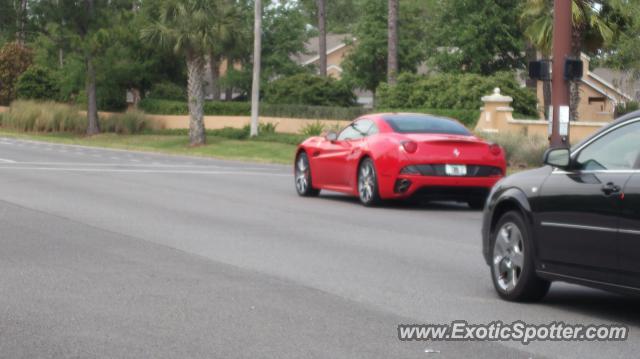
[
  {"left": 250, "top": 0, "right": 262, "bottom": 137},
  {"left": 550, "top": 0, "right": 572, "bottom": 147}
]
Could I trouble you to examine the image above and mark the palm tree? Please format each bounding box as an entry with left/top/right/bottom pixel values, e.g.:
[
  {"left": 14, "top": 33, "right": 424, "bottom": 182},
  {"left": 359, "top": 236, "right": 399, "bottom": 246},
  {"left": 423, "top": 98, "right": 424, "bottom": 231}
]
[
  {"left": 141, "top": 0, "right": 219, "bottom": 146},
  {"left": 387, "top": 0, "right": 398, "bottom": 85},
  {"left": 521, "top": 0, "right": 622, "bottom": 121}
]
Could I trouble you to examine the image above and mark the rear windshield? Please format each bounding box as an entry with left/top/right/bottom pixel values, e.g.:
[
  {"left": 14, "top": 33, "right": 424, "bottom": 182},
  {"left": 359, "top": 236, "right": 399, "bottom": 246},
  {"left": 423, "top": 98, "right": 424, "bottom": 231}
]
[{"left": 383, "top": 115, "right": 471, "bottom": 135}]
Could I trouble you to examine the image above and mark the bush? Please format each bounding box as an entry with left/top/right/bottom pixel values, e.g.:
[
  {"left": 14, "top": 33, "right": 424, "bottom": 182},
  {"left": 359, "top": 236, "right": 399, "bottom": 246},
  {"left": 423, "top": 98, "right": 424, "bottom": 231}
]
[
  {"left": 146, "top": 81, "right": 186, "bottom": 101},
  {"left": 1, "top": 100, "right": 149, "bottom": 134},
  {"left": 377, "top": 72, "right": 539, "bottom": 118},
  {"left": 139, "top": 98, "right": 367, "bottom": 121},
  {"left": 299, "top": 121, "right": 326, "bottom": 136},
  {"left": 16, "top": 66, "right": 60, "bottom": 101},
  {"left": 264, "top": 73, "right": 357, "bottom": 107},
  {"left": 0, "top": 42, "right": 33, "bottom": 105},
  {"left": 102, "top": 110, "right": 151, "bottom": 134},
  {"left": 2, "top": 100, "right": 85, "bottom": 133},
  {"left": 482, "top": 131, "right": 548, "bottom": 168},
  {"left": 615, "top": 101, "right": 640, "bottom": 117}
]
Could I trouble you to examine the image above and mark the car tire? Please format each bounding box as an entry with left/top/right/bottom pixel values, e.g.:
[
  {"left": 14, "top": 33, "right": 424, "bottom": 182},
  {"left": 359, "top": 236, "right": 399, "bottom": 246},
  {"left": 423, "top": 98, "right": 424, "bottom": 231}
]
[
  {"left": 295, "top": 152, "right": 320, "bottom": 197},
  {"left": 357, "top": 158, "right": 381, "bottom": 206},
  {"left": 467, "top": 198, "right": 486, "bottom": 210},
  {"left": 490, "top": 211, "right": 550, "bottom": 302}
]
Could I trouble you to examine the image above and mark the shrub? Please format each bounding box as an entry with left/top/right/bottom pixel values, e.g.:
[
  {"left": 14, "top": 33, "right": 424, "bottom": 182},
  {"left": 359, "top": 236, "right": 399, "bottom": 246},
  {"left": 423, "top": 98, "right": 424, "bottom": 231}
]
[
  {"left": 15, "top": 66, "right": 60, "bottom": 101},
  {"left": 147, "top": 81, "right": 187, "bottom": 101},
  {"left": 139, "top": 98, "right": 367, "bottom": 120},
  {"left": 2, "top": 100, "right": 85, "bottom": 133},
  {"left": 482, "top": 131, "right": 548, "bottom": 168},
  {"left": 264, "top": 73, "right": 357, "bottom": 107},
  {"left": 0, "top": 42, "right": 33, "bottom": 105},
  {"left": 102, "top": 110, "right": 151, "bottom": 134},
  {"left": 1, "top": 101, "right": 149, "bottom": 134},
  {"left": 376, "top": 72, "right": 539, "bottom": 117},
  {"left": 615, "top": 101, "right": 640, "bottom": 117},
  {"left": 299, "top": 121, "right": 326, "bottom": 136}
]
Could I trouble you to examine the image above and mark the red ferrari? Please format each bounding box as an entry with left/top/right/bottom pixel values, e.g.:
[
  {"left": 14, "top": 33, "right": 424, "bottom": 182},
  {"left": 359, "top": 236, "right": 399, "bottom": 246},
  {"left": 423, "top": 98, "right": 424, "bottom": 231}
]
[{"left": 294, "top": 113, "right": 506, "bottom": 207}]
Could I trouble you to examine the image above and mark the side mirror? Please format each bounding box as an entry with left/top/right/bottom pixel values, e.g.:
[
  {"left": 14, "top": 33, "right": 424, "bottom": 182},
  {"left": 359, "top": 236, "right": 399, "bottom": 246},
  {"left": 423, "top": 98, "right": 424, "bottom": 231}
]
[
  {"left": 543, "top": 148, "right": 571, "bottom": 169},
  {"left": 325, "top": 131, "right": 338, "bottom": 142}
]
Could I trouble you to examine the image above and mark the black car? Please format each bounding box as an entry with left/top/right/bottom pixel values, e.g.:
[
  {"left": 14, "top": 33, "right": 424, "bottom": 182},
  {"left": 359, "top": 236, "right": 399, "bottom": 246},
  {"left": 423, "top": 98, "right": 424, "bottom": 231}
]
[{"left": 482, "top": 111, "right": 640, "bottom": 301}]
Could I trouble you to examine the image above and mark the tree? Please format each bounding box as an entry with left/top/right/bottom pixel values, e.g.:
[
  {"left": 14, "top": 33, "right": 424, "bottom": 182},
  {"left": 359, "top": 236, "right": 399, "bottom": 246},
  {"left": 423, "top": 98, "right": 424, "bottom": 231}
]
[
  {"left": 426, "top": 0, "right": 527, "bottom": 75},
  {"left": 0, "top": 41, "right": 32, "bottom": 105},
  {"left": 299, "top": 0, "right": 360, "bottom": 34},
  {"left": 317, "top": 0, "right": 327, "bottom": 77},
  {"left": 342, "top": 0, "right": 424, "bottom": 101},
  {"left": 520, "top": 0, "right": 626, "bottom": 121},
  {"left": 142, "top": 0, "right": 220, "bottom": 146},
  {"left": 387, "top": 0, "right": 398, "bottom": 85}
]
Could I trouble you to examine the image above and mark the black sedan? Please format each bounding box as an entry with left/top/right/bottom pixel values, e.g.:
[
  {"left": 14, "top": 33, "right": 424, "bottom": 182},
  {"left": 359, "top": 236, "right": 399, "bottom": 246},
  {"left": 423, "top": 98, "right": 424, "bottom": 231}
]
[{"left": 482, "top": 111, "right": 640, "bottom": 301}]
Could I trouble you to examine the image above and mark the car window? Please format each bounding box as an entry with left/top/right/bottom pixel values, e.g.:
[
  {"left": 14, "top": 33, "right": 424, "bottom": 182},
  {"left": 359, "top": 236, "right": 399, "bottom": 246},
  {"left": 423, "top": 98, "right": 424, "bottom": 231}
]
[
  {"left": 368, "top": 123, "right": 379, "bottom": 136},
  {"left": 337, "top": 120, "right": 373, "bottom": 141},
  {"left": 577, "top": 120, "right": 640, "bottom": 171},
  {"left": 383, "top": 115, "right": 471, "bottom": 135}
]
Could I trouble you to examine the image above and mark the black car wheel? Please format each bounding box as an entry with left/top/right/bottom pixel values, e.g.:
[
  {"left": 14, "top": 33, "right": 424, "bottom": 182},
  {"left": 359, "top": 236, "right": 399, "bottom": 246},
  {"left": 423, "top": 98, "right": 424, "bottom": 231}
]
[
  {"left": 490, "top": 211, "right": 550, "bottom": 301},
  {"left": 295, "top": 152, "right": 320, "bottom": 197},
  {"left": 358, "top": 158, "right": 381, "bottom": 206}
]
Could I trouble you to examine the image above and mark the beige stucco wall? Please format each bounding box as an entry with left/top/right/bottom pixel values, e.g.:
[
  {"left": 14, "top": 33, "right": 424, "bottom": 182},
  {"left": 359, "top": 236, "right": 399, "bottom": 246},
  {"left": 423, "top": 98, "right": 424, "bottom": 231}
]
[
  {"left": 0, "top": 106, "right": 8, "bottom": 113},
  {"left": 477, "top": 88, "right": 606, "bottom": 144},
  {"left": 145, "top": 114, "right": 346, "bottom": 134}
]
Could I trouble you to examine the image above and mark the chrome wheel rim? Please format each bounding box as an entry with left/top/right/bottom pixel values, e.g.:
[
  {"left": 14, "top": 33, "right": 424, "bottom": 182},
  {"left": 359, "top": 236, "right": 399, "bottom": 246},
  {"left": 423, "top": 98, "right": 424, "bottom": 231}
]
[
  {"left": 492, "top": 222, "right": 525, "bottom": 292},
  {"left": 295, "top": 155, "right": 309, "bottom": 194},
  {"left": 358, "top": 162, "right": 375, "bottom": 203}
]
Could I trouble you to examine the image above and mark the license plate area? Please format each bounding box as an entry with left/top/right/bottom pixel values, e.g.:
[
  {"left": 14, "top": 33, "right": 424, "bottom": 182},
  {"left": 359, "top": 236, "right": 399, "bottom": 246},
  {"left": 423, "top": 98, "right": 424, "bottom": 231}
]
[{"left": 445, "top": 164, "right": 467, "bottom": 176}]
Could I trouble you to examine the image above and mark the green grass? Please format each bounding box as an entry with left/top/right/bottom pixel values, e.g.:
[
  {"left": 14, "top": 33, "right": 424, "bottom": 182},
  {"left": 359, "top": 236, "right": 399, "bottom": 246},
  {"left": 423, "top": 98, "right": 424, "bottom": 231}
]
[{"left": 0, "top": 129, "right": 297, "bottom": 164}]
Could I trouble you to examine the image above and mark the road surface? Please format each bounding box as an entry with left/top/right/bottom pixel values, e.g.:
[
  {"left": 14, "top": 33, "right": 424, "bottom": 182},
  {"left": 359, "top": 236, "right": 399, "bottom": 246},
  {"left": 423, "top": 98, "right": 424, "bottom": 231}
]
[{"left": 0, "top": 137, "right": 638, "bottom": 358}]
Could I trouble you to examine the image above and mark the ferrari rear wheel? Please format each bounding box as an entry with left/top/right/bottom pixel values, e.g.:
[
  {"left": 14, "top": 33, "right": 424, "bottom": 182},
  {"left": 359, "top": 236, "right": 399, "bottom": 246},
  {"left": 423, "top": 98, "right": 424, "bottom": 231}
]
[
  {"left": 358, "top": 158, "right": 381, "bottom": 206},
  {"left": 295, "top": 152, "right": 320, "bottom": 197}
]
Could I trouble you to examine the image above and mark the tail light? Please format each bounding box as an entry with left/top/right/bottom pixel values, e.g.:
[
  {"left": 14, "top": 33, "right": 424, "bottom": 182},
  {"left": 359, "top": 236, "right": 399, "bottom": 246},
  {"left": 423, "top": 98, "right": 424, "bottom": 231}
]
[
  {"left": 489, "top": 143, "right": 502, "bottom": 156},
  {"left": 401, "top": 141, "right": 418, "bottom": 154}
]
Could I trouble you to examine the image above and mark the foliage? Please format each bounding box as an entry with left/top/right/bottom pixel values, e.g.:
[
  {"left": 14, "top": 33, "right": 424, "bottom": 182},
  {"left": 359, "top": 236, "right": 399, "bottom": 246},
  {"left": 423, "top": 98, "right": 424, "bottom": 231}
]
[
  {"left": 426, "top": 0, "right": 527, "bottom": 75},
  {"left": 0, "top": 42, "right": 33, "bottom": 105},
  {"left": 0, "top": 100, "right": 150, "bottom": 134},
  {"left": 147, "top": 81, "right": 187, "bottom": 101},
  {"left": 600, "top": 1, "right": 640, "bottom": 75},
  {"left": 139, "top": 99, "right": 368, "bottom": 120},
  {"left": 16, "top": 65, "right": 60, "bottom": 101},
  {"left": 615, "top": 101, "right": 640, "bottom": 117},
  {"left": 298, "top": 0, "right": 361, "bottom": 33},
  {"left": 264, "top": 73, "right": 357, "bottom": 107},
  {"left": 376, "top": 72, "right": 538, "bottom": 118},
  {"left": 482, "top": 131, "right": 548, "bottom": 168},
  {"left": 342, "top": 0, "right": 426, "bottom": 94},
  {"left": 299, "top": 121, "right": 327, "bottom": 136}
]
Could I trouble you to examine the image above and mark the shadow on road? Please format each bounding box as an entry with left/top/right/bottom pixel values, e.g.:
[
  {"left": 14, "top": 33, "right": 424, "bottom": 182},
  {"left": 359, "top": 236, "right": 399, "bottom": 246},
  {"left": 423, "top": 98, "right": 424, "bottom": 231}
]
[
  {"left": 542, "top": 285, "right": 640, "bottom": 326},
  {"left": 317, "top": 193, "right": 479, "bottom": 212}
]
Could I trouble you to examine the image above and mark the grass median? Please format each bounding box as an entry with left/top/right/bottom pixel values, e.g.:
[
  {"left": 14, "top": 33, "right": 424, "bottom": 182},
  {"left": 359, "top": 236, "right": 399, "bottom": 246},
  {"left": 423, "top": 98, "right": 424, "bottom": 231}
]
[{"left": 0, "top": 129, "right": 299, "bottom": 164}]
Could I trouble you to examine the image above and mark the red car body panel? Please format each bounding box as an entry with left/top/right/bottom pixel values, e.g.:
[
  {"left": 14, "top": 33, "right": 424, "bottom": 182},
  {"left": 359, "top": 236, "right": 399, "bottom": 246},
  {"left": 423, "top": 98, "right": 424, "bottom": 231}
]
[{"left": 296, "top": 113, "right": 506, "bottom": 200}]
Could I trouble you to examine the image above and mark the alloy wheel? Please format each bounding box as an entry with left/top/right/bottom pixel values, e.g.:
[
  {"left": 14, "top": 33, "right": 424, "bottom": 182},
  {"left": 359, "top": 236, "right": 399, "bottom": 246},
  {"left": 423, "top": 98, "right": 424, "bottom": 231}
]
[{"left": 492, "top": 222, "right": 525, "bottom": 293}]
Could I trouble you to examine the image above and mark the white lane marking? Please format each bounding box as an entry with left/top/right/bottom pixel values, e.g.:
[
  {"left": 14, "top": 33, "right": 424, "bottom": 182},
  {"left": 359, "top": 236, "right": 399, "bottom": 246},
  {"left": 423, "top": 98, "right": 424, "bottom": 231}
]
[
  {"left": 0, "top": 158, "right": 16, "bottom": 163},
  {"left": 0, "top": 167, "right": 289, "bottom": 176}
]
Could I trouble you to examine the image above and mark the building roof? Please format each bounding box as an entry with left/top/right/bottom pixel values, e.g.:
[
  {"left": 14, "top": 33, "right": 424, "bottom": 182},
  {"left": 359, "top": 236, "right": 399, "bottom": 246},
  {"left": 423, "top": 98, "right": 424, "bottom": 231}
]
[
  {"left": 292, "top": 33, "right": 354, "bottom": 65},
  {"left": 592, "top": 67, "right": 640, "bottom": 102}
]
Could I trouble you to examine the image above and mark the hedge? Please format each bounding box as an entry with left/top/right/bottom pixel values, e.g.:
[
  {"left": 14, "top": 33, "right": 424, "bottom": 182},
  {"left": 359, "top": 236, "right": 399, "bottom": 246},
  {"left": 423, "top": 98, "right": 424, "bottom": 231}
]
[
  {"left": 139, "top": 98, "right": 367, "bottom": 121},
  {"left": 263, "top": 73, "right": 357, "bottom": 107},
  {"left": 376, "top": 72, "right": 539, "bottom": 117}
]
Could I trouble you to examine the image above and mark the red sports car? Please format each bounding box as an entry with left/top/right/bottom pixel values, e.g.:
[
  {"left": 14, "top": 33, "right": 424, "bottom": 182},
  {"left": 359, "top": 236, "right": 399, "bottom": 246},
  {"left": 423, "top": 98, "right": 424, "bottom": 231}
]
[{"left": 294, "top": 113, "right": 506, "bottom": 207}]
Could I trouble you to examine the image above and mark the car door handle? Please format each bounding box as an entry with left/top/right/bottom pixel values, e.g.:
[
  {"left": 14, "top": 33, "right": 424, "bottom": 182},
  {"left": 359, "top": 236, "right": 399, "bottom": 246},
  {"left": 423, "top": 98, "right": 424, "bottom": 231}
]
[{"left": 601, "top": 182, "right": 621, "bottom": 196}]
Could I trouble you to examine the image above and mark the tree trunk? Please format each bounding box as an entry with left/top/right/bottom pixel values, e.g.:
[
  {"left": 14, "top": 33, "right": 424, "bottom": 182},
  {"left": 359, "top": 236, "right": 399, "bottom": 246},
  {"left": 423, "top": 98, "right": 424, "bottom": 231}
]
[
  {"left": 569, "top": 27, "right": 582, "bottom": 122},
  {"left": 317, "top": 0, "right": 327, "bottom": 77},
  {"left": 86, "top": 56, "right": 100, "bottom": 135},
  {"left": 16, "top": 0, "right": 27, "bottom": 46},
  {"left": 387, "top": 0, "right": 399, "bottom": 85},
  {"left": 225, "top": 87, "right": 233, "bottom": 101},
  {"left": 186, "top": 55, "right": 206, "bottom": 146},
  {"left": 208, "top": 53, "right": 221, "bottom": 101},
  {"left": 58, "top": 48, "right": 64, "bottom": 68},
  {"left": 250, "top": 0, "right": 262, "bottom": 137}
]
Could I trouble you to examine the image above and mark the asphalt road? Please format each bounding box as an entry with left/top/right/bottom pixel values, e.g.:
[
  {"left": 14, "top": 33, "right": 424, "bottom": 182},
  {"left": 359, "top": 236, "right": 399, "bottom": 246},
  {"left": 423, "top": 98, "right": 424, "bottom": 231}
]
[{"left": 0, "top": 137, "right": 638, "bottom": 359}]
